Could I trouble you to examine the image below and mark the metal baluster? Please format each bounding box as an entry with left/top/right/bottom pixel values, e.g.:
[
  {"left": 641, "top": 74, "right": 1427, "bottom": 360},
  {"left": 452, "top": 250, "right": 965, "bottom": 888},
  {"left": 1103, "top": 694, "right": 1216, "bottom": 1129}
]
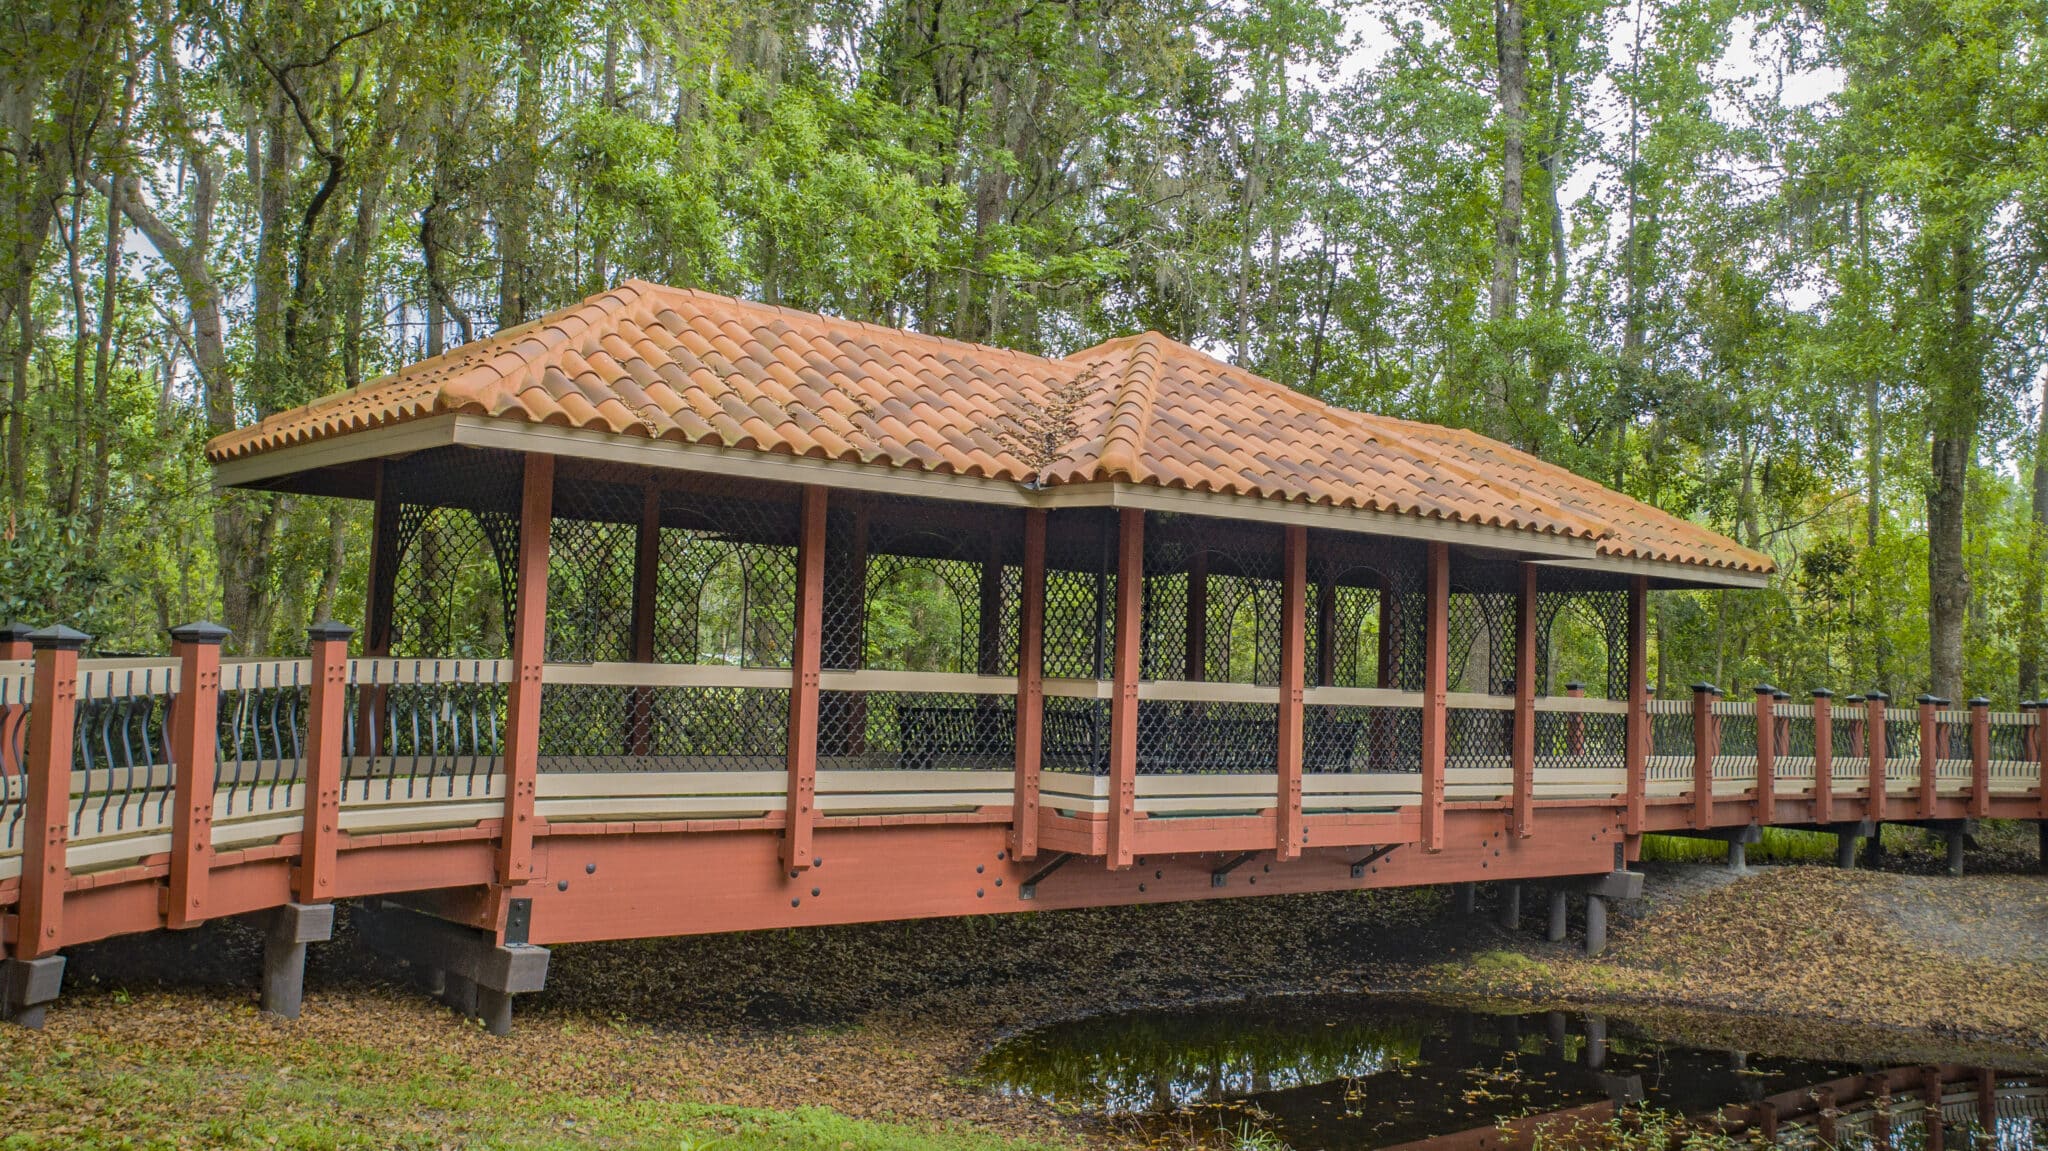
[{"left": 282, "top": 662, "right": 304, "bottom": 808}]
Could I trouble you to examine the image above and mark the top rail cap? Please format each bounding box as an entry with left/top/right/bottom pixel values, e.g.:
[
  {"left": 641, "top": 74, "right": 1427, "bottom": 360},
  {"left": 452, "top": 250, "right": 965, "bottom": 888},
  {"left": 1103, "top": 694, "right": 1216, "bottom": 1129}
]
[
  {"left": 306, "top": 620, "right": 355, "bottom": 643},
  {"left": 28, "top": 624, "right": 91, "bottom": 651},
  {"left": 169, "top": 620, "right": 231, "bottom": 646}
]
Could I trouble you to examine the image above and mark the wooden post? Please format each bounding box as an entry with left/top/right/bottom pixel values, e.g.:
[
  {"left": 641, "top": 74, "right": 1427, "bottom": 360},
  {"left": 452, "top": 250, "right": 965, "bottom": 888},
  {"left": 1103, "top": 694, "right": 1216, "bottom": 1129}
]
[
  {"left": 1916, "top": 694, "right": 1940, "bottom": 820},
  {"left": 1691, "top": 683, "right": 1716, "bottom": 829},
  {"left": 1565, "top": 682, "right": 1586, "bottom": 755},
  {"left": 628, "top": 484, "right": 662, "bottom": 756},
  {"left": 1624, "top": 577, "right": 1648, "bottom": 835},
  {"left": 1923, "top": 1067, "right": 1945, "bottom": 1151},
  {"left": 1867, "top": 691, "right": 1889, "bottom": 824},
  {"left": 1511, "top": 563, "right": 1537, "bottom": 839},
  {"left": 1812, "top": 689, "right": 1834, "bottom": 825},
  {"left": 359, "top": 463, "right": 399, "bottom": 756},
  {"left": 1011, "top": 510, "right": 1046, "bottom": 861},
  {"left": 1753, "top": 684, "right": 1776, "bottom": 827},
  {"left": 1276, "top": 526, "right": 1306, "bottom": 859},
  {"left": 20, "top": 626, "right": 88, "bottom": 959},
  {"left": 1184, "top": 549, "right": 1207, "bottom": 681},
  {"left": 1975, "top": 1067, "right": 1997, "bottom": 1138},
  {"left": 784, "top": 485, "right": 827, "bottom": 871},
  {"left": 1315, "top": 570, "right": 1337, "bottom": 687},
  {"left": 2037, "top": 695, "right": 2048, "bottom": 819},
  {"left": 1108, "top": 509, "right": 1144, "bottom": 868},
  {"left": 1966, "top": 697, "right": 1991, "bottom": 819},
  {"left": 496, "top": 454, "right": 554, "bottom": 886},
  {"left": 167, "top": 622, "right": 228, "bottom": 929},
  {"left": 1420, "top": 542, "right": 1449, "bottom": 852},
  {"left": 297, "top": 623, "right": 352, "bottom": 903},
  {"left": 976, "top": 532, "right": 1005, "bottom": 676}
]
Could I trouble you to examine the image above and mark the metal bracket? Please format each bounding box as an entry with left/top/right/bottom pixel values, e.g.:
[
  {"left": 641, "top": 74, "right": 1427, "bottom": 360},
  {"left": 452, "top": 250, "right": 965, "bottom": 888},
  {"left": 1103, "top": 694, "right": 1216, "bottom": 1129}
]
[
  {"left": 504, "top": 898, "right": 532, "bottom": 946},
  {"left": 1350, "top": 844, "right": 1399, "bottom": 879},
  {"left": 1018, "top": 853, "right": 1072, "bottom": 900},
  {"left": 1211, "top": 852, "right": 1260, "bottom": 888}
]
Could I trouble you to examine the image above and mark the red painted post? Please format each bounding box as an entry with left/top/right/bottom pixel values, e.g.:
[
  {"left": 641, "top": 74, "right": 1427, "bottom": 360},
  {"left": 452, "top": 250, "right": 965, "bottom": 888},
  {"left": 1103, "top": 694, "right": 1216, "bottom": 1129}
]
[
  {"left": 167, "top": 622, "right": 229, "bottom": 929},
  {"left": 1690, "top": 683, "right": 1715, "bottom": 829},
  {"left": 784, "top": 485, "right": 827, "bottom": 872},
  {"left": 297, "top": 623, "right": 351, "bottom": 903},
  {"left": 1753, "top": 684, "right": 1776, "bottom": 827},
  {"left": 1967, "top": 697, "right": 1991, "bottom": 820},
  {"left": 1011, "top": 510, "right": 1046, "bottom": 861},
  {"left": 1184, "top": 550, "right": 1207, "bottom": 681},
  {"left": 1510, "top": 563, "right": 1536, "bottom": 839},
  {"left": 1565, "top": 682, "right": 1586, "bottom": 755},
  {"left": 1314, "top": 572, "right": 1337, "bottom": 688},
  {"left": 628, "top": 483, "right": 661, "bottom": 756},
  {"left": 358, "top": 463, "right": 398, "bottom": 757},
  {"left": 1923, "top": 1067, "right": 1945, "bottom": 1151},
  {"left": 1975, "top": 1067, "right": 1997, "bottom": 1136},
  {"left": 1812, "top": 689, "right": 1834, "bottom": 825},
  {"left": 1916, "top": 694, "right": 1940, "bottom": 820},
  {"left": 1107, "top": 508, "right": 1145, "bottom": 869},
  {"left": 1867, "top": 692, "right": 1889, "bottom": 824},
  {"left": 1624, "top": 577, "right": 1648, "bottom": 836},
  {"left": 1419, "top": 542, "right": 1450, "bottom": 853},
  {"left": 496, "top": 453, "right": 554, "bottom": 886},
  {"left": 1276, "top": 526, "right": 1307, "bottom": 859},
  {"left": 20, "top": 627, "right": 88, "bottom": 958},
  {"left": 2037, "top": 696, "right": 2048, "bottom": 819}
]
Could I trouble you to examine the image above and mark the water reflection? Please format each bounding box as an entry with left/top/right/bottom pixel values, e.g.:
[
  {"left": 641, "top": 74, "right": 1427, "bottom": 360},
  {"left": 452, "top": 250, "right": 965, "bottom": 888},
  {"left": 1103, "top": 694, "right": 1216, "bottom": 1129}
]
[{"left": 978, "top": 998, "right": 2048, "bottom": 1151}]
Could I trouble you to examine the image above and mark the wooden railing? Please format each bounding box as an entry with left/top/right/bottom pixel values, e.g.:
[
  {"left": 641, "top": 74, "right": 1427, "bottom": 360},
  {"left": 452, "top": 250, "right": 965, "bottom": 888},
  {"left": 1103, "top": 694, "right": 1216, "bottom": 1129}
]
[{"left": 4, "top": 621, "right": 2047, "bottom": 960}]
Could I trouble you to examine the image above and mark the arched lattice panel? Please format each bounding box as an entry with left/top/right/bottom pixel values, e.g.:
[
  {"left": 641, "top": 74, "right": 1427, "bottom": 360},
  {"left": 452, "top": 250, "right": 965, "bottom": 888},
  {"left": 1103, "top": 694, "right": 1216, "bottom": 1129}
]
[
  {"left": 1536, "top": 575, "right": 1630, "bottom": 699},
  {"left": 376, "top": 448, "right": 524, "bottom": 659},
  {"left": 545, "top": 474, "right": 643, "bottom": 664}
]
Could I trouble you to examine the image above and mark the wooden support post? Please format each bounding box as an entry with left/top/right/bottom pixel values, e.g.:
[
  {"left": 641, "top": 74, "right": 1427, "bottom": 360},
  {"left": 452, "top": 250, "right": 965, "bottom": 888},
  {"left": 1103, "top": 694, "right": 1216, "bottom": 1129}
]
[
  {"left": 2037, "top": 695, "right": 2048, "bottom": 819},
  {"left": 628, "top": 484, "right": 661, "bottom": 756},
  {"left": 167, "top": 622, "right": 228, "bottom": 929},
  {"left": 21, "top": 627, "right": 88, "bottom": 958},
  {"left": 1184, "top": 550, "right": 1207, "bottom": 681},
  {"left": 1565, "top": 682, "right": 1585, "bottom": 756},
  {"left": 1867, "top": 692, "right": 1890, "bottom": 824},
  {"left": 784, "top": 485, "right": 828, "bottom": 871},
  {"left": 1967, "top": 697, "right": 1991, "bottom": 819},
  {"left": 1975, "top": 1067, "right": 1997, "bottom": 1138},
  {"left": 1753, "top": 684, "right": 1776, "bottom": 826},
  {"left": 496, "top": 454, "right": 554, "bottom": 886},
  {"left": 297, "top": 623, "right": 352, "bottom": 903},
  {"left": 1108, "top": 509, "right": 1144, "bottom": 869},
  {"left": 1624, "top": 577, "right": 1648, "bottom": 835},
  {"left": 358, "top": 463, "right": 399, "bottom": 756},
  {"left": 1917, "top": 695, "right": 1941, "bottom": 819},
  {"left": 1420, "top": 542, "right": 1449, "bottom": 852},
  {"left": 1511, "top": 563, "right": 1537, "bottom": 839},
  {"left": 976, "top": 531, "right": 1005, "bottom": 676},
  {"left": 1812, "top": 689, "right": 1834, "bottom": 825},
  {"left": 1011, "top": 510, "right": 1046, "bottom": 861},
  {"left": 1315, "top": 569, "right": 1337, "bottom": 687},
  {"left": 1276, "top": 526, "right": 1307, "bottom": 859},
  {"left": 1924, "top": 1066, "right": 1946, "bottom": 1151},
  {"left": 1691, "top": 684, "right": 1716, "bottom": 829}
]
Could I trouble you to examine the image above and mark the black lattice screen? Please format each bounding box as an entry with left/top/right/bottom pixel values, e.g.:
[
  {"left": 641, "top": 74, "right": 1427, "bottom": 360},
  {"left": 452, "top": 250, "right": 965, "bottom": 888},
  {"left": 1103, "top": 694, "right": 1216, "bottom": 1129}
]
[
  {"left": 1042, "top": 510, "right": 1117, "bottom": 680},
  {"left": 378, "top": 448, "right": 524, "bottom": 658},
  {"left": 1536, "top": 572, "right": 1631, "bottom": 700}
]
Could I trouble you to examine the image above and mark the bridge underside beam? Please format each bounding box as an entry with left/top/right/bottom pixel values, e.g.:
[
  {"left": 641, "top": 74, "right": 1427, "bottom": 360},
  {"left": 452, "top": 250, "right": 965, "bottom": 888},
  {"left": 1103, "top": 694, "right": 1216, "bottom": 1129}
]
[{"left": 354, "top": 899, "right": 549, "bottom": 1035}]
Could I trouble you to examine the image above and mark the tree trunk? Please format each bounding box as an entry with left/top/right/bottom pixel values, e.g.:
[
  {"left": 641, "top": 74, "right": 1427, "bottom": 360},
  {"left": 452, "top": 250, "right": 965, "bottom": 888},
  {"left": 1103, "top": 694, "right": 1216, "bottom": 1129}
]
[
  {"left": 2020, "top": 368, "right": 2048, "bottom": 699},
  {"left": 1926, "top": 234, "right": 1981, "bottom": 702},
  {"left": 1487, "top": 0, "right": 1527, "bottom": 428},
  {"left": 498, "top": 29, "right": 544, "bottom": 330}
]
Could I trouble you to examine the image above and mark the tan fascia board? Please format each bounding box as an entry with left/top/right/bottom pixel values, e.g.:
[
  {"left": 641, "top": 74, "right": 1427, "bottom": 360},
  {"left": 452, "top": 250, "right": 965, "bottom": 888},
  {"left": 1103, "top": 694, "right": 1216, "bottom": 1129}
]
[
  {"left": 1534, "top": 553, "right": 1774, "bottom": 590},
  {"left": 209, "top": 415, "right": 464, "bottom": 489}
]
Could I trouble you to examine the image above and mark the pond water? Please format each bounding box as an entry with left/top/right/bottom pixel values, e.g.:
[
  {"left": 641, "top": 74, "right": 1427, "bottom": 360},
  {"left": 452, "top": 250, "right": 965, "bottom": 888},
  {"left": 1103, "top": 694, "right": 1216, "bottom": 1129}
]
[{"left": 977, "top": 996, "right": 2048, "bottom": 1151}]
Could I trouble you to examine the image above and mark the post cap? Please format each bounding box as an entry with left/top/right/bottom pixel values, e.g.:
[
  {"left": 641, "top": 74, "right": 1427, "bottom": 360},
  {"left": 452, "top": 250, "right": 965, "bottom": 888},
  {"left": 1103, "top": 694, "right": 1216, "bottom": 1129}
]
[
  {"left": 1843, "top": 694, "right": 1863, "bottom": 702},
  {"left": 1754, "top": 683, "right": 1777, "bottom": 695},
  {"left": 2021, "top": 701, "right": 2038, "bottom": 710},
  {"left": 1809, "top": 687, "right": 1833, "bottom": 698},
  {"left": 1690, "top": 682, "right": 1718, "bottom": 694},
  {"left": 0, "top": 621, "right": 35, "bottom": 642},
  {"left": 1967, "top": 696, "right": 1990, "bottom": 707},
  {"left": 27, "top": 624, "right": 91, "bottom": 651},
  {"left": 1915, "top": 693, "right": 1941, "bottom": 706},
  {"left": 1773, "top": 689, "right": 1790, "bottom": 700},
  {"left": 169, "top": 621, "right": 231, "bottom": 646},
  {"left": 306, "top": 620, "right": 355, "bottom": 643},
  {"left": 1866, "top": 690, "right": 1890, "bottom": 702}
]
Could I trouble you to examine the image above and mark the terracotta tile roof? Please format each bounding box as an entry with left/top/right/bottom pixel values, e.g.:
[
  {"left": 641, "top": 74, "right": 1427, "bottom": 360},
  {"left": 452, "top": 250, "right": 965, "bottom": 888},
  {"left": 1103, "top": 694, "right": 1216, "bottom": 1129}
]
[{"left": 206, "top": 281, "right": 1773, "bottom": 578}]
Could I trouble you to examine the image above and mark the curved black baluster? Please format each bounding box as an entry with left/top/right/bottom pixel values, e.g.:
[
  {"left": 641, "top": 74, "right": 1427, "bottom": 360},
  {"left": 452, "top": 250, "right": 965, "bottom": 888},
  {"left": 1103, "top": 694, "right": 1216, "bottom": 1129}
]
[{"left": 281, "top": 662, "right": 304, "bottom": 808}]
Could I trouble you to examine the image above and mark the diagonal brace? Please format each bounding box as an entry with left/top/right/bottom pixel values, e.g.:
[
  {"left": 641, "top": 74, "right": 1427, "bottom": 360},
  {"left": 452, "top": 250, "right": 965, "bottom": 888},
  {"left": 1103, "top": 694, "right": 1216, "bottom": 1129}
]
[
  {"left": 1349, "top": 843, "right": 1400, "bottom": 879},
  {"left": 1017, "top": 852, "right": 1073, "bottom": 900},
  {"left": 1211, "top": 852, "right": 1261, "bottom": 888}
]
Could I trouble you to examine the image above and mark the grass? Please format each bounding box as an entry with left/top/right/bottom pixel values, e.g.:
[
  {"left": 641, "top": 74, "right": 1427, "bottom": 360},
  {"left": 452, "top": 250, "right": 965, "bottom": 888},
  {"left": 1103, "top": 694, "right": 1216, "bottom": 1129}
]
[
  {"left": 1637, "top": 827, "right": 1839, "bottom": 864},
  {"left": 0, "top": 1007, "right": 1070, "bottom": 1151}
]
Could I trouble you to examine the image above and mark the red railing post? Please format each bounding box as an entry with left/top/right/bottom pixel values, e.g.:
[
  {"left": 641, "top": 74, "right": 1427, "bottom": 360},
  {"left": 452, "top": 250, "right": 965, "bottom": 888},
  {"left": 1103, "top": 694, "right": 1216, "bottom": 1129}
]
[
  {"left": 1753, "top": 684, "right": 1776, "bottom": 827},
  {"left": 20, "top": 626, "right": 88, "bottom": 958},
  {"left": 1107, "top": 508, "right": 1144, "bottom": 869},
  {"left": 297, "top": 622, "right": 352, "bottom": 903},
  {"left": 1811, "top": 689, "right": 1834, "bottom": 825},
  {"left": 1916, "top": 694, "right": 1940, "bottom": 820},
  {"left": 1010, "top": 509, "right": 1046, "bottom": 861},
  {"left": 1564, "top": 682, "right": 1586, "bottom": 755},
  {"left": 167, "top": 622, "right": 228, "bottom": 929},
  {"left": 1510, "top": 563, "right": 1537, "bottom": 840},
  {"left": 1624, "top": 577, "right": 1648, "bottom": 836},
  {"left": 2037, "top": 697, "right": 2048, "bottom": 819},
  {"left": 1419, "top": 542, "right": 1450, "bottom": 853},
  {"left": 1967, "top": 697, "right": 1990, "bottom": 820},
  {"left": 1690, "top": 683, "right": 1715, "bottom": 829},
  {"left": 496, "top": 453, "right": 554, "bottom": 886},
  {"left": 1866, "top": 692, "right": 1889, "bottom": 824},
  {"left": 1276, "top": 525, "right": 1307, "bottom": 859},
  {"left": 784, "top": 485, "right": 827, "bottom": 872}
]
